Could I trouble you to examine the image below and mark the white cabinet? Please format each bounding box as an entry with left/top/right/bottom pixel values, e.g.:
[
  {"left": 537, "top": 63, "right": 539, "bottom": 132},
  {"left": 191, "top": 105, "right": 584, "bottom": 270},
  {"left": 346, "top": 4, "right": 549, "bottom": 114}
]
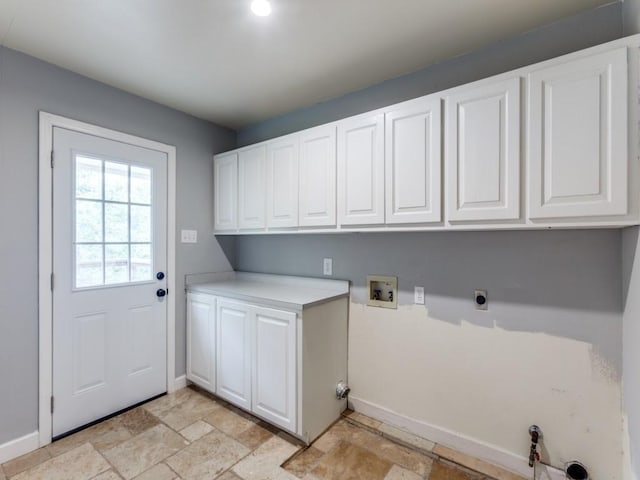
[
  {"left": 216, "top": 299, "right": 252, "bottom": 410},
  {"left": 446, "top": 77, "right": 521, "bottom": 221},
  {"left": 187, "top": 273, "right": 349, "bottom": 443},
  {"left": 337, "top": 113, "right": 385, "bottom": 225},
  {"left": 267, "top": 135, "right": 299, "bottom": 228},
  {"left": 385, "top": 96, "right": 441, "bottom": 224},
  {"left": 213, "top": 152, "right": 238, "bottom": 232},
  {"left": 186, "top": 293, "right": 216, "bottom": 392},
  {"left": 528, "top": 47, "right": 628, "bottom": 219},
  {"left": 252, "top": 306, "right": 297, "bottom": 432},
  {"left": 238, "top": 145, "right": 267, "bottom": 230},
  {"left": 299, "top": 125, "right": 337, "bottom": 227}
]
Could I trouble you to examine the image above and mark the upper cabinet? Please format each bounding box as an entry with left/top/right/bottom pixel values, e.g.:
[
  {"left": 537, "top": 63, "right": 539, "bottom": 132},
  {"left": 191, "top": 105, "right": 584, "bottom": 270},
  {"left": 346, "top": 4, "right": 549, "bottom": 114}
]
[
  {"left": 385, "top": 96, "right": 442, "bottom": 224},
  {"left": 446, "top": 77, "right": 521, "bottom": 222},
  {"left": 337, "top": 113, "right": 385, "bottom": 226},
  {"left": 214, "top": 39, "right": 638, "bottom": 234},
  {"left": 238, "top": 145, "right": 267, "bottom": 230},
  {"left": 267, "top": 135, "right": 299, "bottom": 229},
  {"left": 299, "top": 125, "right": 337, "bottom": 227},
  {"left": 213, "top": 152, "right": 238, "bottom": 232},
  {"left": 528, "top": 48, "right": 628, "bottom": 220}
]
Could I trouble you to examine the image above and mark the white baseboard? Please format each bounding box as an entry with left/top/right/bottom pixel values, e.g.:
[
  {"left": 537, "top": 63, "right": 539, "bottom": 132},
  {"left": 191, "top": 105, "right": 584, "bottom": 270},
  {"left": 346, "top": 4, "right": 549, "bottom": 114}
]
[
  {"left": 0, "top": 431, "right": 39, "bottom": 464},
  {"left": 348, "top": 395, "right": 564, "bottom": 479},
  {"left": 173, "top": 375, "right": 187, "bottom": 391}
]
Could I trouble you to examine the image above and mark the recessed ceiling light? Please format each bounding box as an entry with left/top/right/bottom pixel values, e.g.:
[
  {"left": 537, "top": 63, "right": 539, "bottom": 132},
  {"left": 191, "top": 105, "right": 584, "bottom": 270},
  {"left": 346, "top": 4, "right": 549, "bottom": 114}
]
[{"left": 251, "top": 0, "right": 271, "bottom": 16}]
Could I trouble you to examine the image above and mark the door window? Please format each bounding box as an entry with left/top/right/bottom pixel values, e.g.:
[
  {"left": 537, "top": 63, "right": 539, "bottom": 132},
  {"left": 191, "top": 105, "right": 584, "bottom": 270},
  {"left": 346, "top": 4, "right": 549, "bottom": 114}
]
[{"left": 74, "top": 155, "right": 153, "bottom": 288}]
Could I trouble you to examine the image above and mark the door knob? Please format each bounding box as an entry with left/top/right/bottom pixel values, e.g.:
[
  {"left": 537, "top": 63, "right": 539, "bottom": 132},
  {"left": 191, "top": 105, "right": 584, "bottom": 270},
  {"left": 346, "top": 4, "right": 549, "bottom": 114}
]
[
  {"left": 156, "top": 288, "right": 167, "bottom": 297},
  {"left": 156, "top": 272, "right": 165, "bottom": 280}
]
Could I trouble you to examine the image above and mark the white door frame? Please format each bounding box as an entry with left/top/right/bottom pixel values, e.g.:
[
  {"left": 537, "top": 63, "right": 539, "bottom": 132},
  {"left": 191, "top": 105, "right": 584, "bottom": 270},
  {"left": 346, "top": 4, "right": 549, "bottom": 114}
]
[{"left": 38, "top": 112, "right": 177, "bottom": 447}]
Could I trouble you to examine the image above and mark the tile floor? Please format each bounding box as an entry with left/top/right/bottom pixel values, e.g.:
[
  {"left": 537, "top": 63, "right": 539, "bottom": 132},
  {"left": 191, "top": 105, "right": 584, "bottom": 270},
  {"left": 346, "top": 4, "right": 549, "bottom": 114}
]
[{"left": 0, "top": 386, "right": 525, "bottom": 480}]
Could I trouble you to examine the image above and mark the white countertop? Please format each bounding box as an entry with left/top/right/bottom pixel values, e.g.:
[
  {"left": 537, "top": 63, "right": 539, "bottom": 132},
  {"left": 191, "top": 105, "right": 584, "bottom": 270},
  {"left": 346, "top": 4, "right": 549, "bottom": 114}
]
[{"left": 187, "top": 272, "right": 349, "bottom": 311}]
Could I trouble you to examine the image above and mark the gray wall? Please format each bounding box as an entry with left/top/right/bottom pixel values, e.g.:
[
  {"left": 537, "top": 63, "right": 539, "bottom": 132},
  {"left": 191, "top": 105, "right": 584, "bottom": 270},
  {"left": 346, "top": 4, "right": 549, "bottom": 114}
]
[
  {"left": 235, "top": 230, "right": 622, "bottom": 372},
  {"left": 0, "top": 47, "right": 236, "bottom": 444},
  {"left": 623, "top": 227, "right": 640, "bottom": 479},
  {"left": 238, "top": 2, "right": 623, "bottom": 146}
]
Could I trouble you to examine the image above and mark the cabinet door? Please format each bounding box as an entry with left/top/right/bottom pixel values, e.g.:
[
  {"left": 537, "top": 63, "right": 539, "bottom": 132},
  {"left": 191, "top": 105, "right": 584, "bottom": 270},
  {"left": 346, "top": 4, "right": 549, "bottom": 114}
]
[
  {"left": 216, "top": 299, "right": 252, "bottom": 410},
  {"left": 446, "top": 77, "right": 520, "bottom": 221},
  {"left": 299, "top": 125, "right": 337, "bottom": 227},
  {"left": 385, "top": 97, "right": 441, "bottom": 224},
  {"left": 213, "top": 152, "right": 238, "bottom": 231},
  {"left": 528, "top": 48, "right": 627, "bottom": 219},
  {"left": 186, "top": 293, "right": 216, "bottom": 392},
  {"left": 337, "top": 113, "right": 385, "bottom": 225},
  {"left": 252, "top": 306, "right": 297, "bottom": 432},
  {"left": 267, "top": 135, "right": 299, "bottom": 228},
  {"left": 238, "top": 145, "right": 267, "bottom": 230}
]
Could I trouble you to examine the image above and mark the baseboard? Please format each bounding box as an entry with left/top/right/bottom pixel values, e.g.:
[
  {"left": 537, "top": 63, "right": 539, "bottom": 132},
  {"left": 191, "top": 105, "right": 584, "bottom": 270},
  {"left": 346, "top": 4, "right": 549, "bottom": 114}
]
[
  {"left": 348, "top": 395, "right": 564, "bottom": 480},
  {"left": 0, "top": 431, "right": 39, "bottom": 464},
  {"left": 173, "top": 374, "right": 187, "bottom": 390}
]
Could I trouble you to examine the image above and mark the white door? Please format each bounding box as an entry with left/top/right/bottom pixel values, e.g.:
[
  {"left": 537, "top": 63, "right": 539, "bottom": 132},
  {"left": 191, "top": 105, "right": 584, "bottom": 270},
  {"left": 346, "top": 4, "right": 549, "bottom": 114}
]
[
  {"left": 385, "top": 96, "right": 441, "bottom": 224},
  {"left": 238, "top": 145, "right": 267, "bottom": 230},
  {"left": 337, "top": 113, "right": 385, "bottom": 226},
  {"left": 216, "top": 299, "right": 252, "bottom": 410},
  {"left": 186, "top": 293, "right": 216, "bottom": 392},
  {"left": 52, "top": 127, "right": 167, "bottom": 437},
  {"left": 299, "top": 125, "right": 337, "bottom": 227},
  {"left": 446, "top": 77, "right": 521, "bottom": 221},
  {"left": 528, "top": 47, "right": 628, "bottom": 219},
  {"left": 213, "top": 152, "right": 238, "bottom": 232},
  {"left": 267, "top": 135, "right": 299, "bottom": 228},
  {"left": 252, "top": 306, "right": 297, "bottom": 432}
]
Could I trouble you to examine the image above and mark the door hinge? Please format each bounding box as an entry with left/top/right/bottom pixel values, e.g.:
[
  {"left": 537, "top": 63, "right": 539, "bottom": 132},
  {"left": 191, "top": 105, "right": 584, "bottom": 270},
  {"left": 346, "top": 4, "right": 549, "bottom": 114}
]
[
  {"left": 50, "top": 396, "right": 54, "bottom": 414},
  {"left": 50, "top": 150, "right": 54, "bottom": 168},
  {"left": 50, "top": 273, "right": 54, "bottom": 291}
]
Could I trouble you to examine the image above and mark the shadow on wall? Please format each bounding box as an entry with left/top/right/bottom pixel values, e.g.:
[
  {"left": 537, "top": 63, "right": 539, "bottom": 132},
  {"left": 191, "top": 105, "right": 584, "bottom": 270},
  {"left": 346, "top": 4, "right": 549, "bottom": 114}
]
[
  {"left": 231, "top": 229, "right": 623, "bottom": 376},
  {"left": 622, "top": 226, "right": 640, "bottom": 307}
]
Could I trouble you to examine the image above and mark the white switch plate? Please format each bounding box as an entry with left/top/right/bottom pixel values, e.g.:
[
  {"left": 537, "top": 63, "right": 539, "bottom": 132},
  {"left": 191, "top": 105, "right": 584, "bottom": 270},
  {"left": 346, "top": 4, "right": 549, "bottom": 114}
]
[
  {"left": 181, "top": 229, "right": 198, "bottom": 243},
  {"left": 414, "top": 286, "right": 424, "bottom": 304},
  {"left": 323, "top": 258, "right": 333, "bottom": 276}
]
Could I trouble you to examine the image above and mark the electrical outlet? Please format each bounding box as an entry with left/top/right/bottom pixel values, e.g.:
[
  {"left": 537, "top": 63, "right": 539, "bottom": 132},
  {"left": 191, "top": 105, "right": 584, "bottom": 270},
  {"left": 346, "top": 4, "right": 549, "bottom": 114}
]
[
  {"left": 323, "top": 258, "right": 333, "bottom": 276},
  {"left": 414, "top": 286, "right": 424, "bottom": 304},
  {"left": 181, "top": 229, "right": 198, "bottom": 243},
  {"left": 474, "top": 290, "right": 488, "bottom": 310}
]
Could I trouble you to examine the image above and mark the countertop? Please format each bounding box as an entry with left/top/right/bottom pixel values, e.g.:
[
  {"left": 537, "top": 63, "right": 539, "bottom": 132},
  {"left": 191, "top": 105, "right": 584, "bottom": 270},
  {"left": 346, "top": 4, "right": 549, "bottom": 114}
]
[{"left": 187, "top": 272, "right": 349, "bottom": 311}]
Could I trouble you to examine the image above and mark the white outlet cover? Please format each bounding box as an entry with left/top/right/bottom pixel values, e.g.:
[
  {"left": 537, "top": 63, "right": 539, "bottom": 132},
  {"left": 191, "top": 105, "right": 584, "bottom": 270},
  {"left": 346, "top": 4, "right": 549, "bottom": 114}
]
[
  {"left": 323, "top": 258, "right": 333, "bottom": 276},
  {"left": 414, "top": 286, "right": 424, "bottom": 304}
]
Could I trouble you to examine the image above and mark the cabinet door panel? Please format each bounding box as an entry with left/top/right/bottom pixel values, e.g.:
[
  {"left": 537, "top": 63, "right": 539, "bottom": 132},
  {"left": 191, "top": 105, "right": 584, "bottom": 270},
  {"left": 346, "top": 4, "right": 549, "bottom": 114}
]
[
  {"left": 528, "top": 47, "right": 627, "bottom": 219},
  {"left": 186, "top": 293, "right": 216, "bottom": 391},
  {"left": 238, "top": 145, "right": 266, "bottom": 229},
  {"left": 213, "top": 152, "right": 238, "bottom": 231},
  {"left": 216, "top": 300, "right": 252, "bottom": 410},
  {"left": 252, "top": 306, "right": 297, "bottom": 432},
  {"left": 267, "top": 135, "right": 299, "bottom": 228},
  {"left": 385, "top": 97, "right": 441, "bottom": 224},
  {"left": 446, "top": 77, "right": 520, "bottom": 221},
  {"left": 299, "top": 125, "right": 337, "bottom": 227},
  {"left": 337, "top": 114, "right": 385, "bottom": 225}
]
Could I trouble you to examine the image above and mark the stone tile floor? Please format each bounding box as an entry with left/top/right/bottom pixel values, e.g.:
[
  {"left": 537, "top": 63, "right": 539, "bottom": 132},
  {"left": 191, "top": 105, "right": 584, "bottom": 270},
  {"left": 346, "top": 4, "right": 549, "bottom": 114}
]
[{"left": 0, "top": 386, "right": 525, "bottom": 480}]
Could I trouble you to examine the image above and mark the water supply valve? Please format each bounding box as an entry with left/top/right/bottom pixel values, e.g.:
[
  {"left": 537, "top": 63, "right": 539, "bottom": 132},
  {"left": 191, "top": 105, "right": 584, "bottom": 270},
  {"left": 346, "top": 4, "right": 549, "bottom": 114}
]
[{"left": 336, "top": 381, "right": 350, "bottom": 399}]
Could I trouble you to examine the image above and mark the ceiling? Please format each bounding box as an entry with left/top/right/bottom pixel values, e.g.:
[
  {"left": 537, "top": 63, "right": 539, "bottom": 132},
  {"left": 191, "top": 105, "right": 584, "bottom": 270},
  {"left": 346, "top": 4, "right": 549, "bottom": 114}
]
[{"left": 0, "top": 0, "right": 617, "bottom": 129}]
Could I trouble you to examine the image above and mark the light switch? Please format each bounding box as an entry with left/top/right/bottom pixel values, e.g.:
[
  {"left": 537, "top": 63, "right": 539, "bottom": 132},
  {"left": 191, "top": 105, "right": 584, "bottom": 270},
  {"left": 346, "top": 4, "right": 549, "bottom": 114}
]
[{"left": 181, "top": 229, "right": 198, "bottom": 243}]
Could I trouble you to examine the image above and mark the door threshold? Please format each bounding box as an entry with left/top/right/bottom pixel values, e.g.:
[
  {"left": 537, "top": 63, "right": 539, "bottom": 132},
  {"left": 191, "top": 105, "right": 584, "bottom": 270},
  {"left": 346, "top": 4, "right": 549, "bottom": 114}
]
[{"left": 52, "top": 392, "right": 166, "bottom": 442}]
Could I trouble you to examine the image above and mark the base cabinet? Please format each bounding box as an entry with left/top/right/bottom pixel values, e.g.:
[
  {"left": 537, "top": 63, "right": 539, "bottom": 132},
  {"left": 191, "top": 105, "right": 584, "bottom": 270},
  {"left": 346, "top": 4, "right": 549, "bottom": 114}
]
[
  {"left": 186, "top": 288, "right": 348, "bottom": 443},
  {"left": 186, "top": 293, "right": 216, "bottom": 392},
  {"left": 216, "top": 299, "right": 252, "bottom": 410}
]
